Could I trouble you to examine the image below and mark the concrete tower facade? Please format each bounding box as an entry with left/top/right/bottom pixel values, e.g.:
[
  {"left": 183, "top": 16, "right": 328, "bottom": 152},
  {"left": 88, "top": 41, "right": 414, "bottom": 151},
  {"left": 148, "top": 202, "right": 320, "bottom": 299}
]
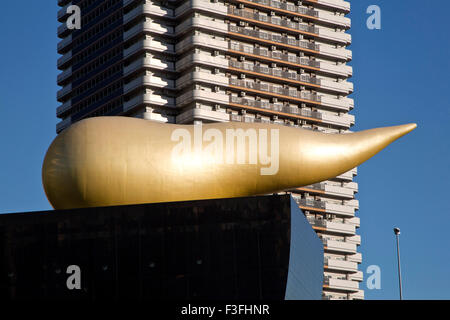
[{"left": 57, "top": 0, "right": 362, "bottom": 300}]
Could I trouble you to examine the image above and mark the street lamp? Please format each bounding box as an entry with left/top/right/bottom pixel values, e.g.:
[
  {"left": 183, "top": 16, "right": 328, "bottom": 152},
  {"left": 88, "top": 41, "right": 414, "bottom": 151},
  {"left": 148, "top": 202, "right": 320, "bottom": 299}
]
[{"left": 393, "top": 227, "right": 403, "bottom": 300}]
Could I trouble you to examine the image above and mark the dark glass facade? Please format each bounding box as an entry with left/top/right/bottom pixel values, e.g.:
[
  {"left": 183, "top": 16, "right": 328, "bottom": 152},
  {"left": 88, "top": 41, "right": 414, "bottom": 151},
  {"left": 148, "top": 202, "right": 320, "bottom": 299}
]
[
  {"left": 57, "top": 0, "right": 125, "bottom": 131},
  {"left": 0, "top": 195, "right": 323, "bottom": 300}
]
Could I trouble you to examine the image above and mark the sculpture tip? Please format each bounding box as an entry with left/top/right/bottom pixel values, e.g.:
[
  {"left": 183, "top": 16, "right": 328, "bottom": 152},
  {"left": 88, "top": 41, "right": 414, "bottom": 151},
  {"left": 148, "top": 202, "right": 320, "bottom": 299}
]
[
  {"left": 406, "top": 123, "right": 417, "bottom": 131},
  {"left": 396, "top": 123, "right": 417, "bottom": 138}
]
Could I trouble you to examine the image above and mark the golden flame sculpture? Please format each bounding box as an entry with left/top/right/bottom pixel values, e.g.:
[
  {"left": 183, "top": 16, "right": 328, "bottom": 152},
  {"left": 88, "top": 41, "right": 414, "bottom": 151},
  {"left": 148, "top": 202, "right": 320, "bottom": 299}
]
[{"left": 42, "top": 116, "right": 416, "bottom": 209}]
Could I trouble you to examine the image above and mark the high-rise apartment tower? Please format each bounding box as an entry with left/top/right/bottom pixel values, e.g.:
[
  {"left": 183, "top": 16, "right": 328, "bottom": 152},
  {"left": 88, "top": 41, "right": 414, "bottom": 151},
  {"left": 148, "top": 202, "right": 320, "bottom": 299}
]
[{"left": 57, "top": 0, "right": 362, "bottom": 300}]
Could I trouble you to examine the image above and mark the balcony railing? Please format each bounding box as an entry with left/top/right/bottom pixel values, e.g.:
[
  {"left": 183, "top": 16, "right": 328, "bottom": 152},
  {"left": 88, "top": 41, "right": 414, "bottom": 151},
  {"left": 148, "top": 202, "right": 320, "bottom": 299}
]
[
  {"left": 229, "top": 60, "right": 321, "bottom": 86},
  {"left": 57, "top": 34, "right": 72, "bottom": 53},
  {"left": 324, "top": 275, "right": 348, "bottom": 284},
  {"left": 229, "top": 114, "right": 312, "bottom": 129},
  {"left": 229, "top": 25, "right": 319, "bottom": 51},
  {"left": 228, "top": 8, "right": 319, "bottom": 34},
  {"left": 57, "top": 51, "right": 72, "bottom": 69},
  {"left": 295, "top": 198, "right": 326, "bottom": 210},
  {"left": 304, "top": 0, "right": 350, "bottom": 13},
  {"left": 301, "top": 183, "right": 326, "bottom": 191},
  {"left": 325, "top": 257, "right": 346, "bottom": 264},
  {"left": 307, "top": 216, "right": 327, "bottom": 228},
  {"left": 229, "top": 42, "right": 320, "bottom": 69},
  {"left": 239, "top": 0, "right": 319, "bottom": 18},
  {"left": 230, "top": 96, "right": 322, "bottom": 120},
  {"left": 299, "top": 199, "right": 326, "bottom": 210},
  {"left": 56, "top": 100, "right": 72, "bottom": 117},
  {"left": 229, "top": 78, "right": 321, "bottom": 103}
]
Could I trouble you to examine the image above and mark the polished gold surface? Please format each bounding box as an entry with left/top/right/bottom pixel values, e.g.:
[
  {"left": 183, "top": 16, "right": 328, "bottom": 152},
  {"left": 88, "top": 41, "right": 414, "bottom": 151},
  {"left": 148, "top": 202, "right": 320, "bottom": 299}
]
[{"left": 42, "top": 116, "right": 416, "bottom": 209}]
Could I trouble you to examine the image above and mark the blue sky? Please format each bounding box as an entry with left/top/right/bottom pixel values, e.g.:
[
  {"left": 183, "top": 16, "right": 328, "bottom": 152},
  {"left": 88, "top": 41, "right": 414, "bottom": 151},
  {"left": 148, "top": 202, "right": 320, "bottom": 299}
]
[{"left": 0, "top": 1, "right": 449, "bottom": 299}]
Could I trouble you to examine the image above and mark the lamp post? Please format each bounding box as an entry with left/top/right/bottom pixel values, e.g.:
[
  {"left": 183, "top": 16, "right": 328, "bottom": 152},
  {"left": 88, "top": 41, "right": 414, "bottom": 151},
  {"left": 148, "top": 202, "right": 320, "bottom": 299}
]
[{"left": 393, "top": 227, "right": 403, "bottom": 300}]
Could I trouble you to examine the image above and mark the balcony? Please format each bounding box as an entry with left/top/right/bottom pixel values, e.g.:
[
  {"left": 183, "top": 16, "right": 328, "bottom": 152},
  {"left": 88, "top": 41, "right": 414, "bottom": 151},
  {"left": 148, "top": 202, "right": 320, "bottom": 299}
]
[
  {"left": 57, "top": 67, "right": 72, "bottom": 85},
  {"left": 57, "top": 2, "right": 72, "bottom": 22},
  {"left": 177, "top": 90, "right": 230, "bottom": 108},
  {"left": 297, "top": 182, "right": 326, "bottom": 193},
  {"left": 323, "top": 277, "right": 359, "bottom": 292},
  {"left": 320, "top": 95, "right": 353, "bottom": 111},
  {"left": 176, "top": 16, "right": 228, "bottom": 36},
  {"left": 322, "top": 113, "right": 354, "bottom": 128},
  {"left": 296, "top": 198, "right": 326, "bottom": 211},
  {"left": 230, "top": 113, "right": 294, "bottom": 127},
  {"left": 57, "top": 50, "right": 72, "bottom": 69},
  {"left": 56, "top": 100, "right": 72, "bottom": 118},
  {"left": 321, "top": 112, "right": 354, "bottom": 128},
  {"left": 230, "top": 42, "right": 319, "bottom": 68},
  {"left": 235, "top": 0, "right": 350, "bottom": 27},
  {"left": 229, "top": 78, "right": 353, "bottom": 111},
  {"left": 304, "top": 0, "right": 350, "bottom": 13},
  {"left": 228, "top": 96, "right": 353, "bottom": 129},
  {"left": 228, "top": 7, "right": 319, "bottom": 35},
  {"left": 319, "top": 78, "right": 353, "bottom": 95},
  {"left": 335, "top": 167, "right": 357, "bottom": 181},
  {"left": 57, "top": 83, "right": 72, "bottom": 101},
  {"left": 177, "top": 108, "right": 231, "bottom": 124},
  {"left": 349, "top": 271, "right": 364, "bottom": 282},
  {"left": 346, "top": 235, "right": 361, "bottom": 246},
  {"left": 229, "top": 96, "right": 322, "bottom": 122},
  {"left": 228, "top": 7, "right": 350, "bottom": 45},
  {"left": 124, "top": 21, "right": 174, "bottom": 42},
  {"left": 333, "top": 184, "right": 356, "bottom": 196},
  {"left": 319, "top": 44, "right": 352, "bottom": 61},
  {"left": 349, "top": 290, "right": 365, "bottom": 300},
  {"left": 228, "top": 42, "right": 352, "bottom": 79},
  {"left": 229, "top": 60, "right": 321, "bottom": 87},
  {"left": 346, "top": 217, "right": 360, "bottom": 228},
  {"left": 229, "top": 25, "right": 319, "bottom": 52},
  {"left": 307, "top": 217, "right": 355, "bottom": 235},
  {"left": 325, "top": 183, "right": 358, "bottom": 199},
  {"left": 317, "top": 27, "right": 351, "bottom": 45},
  {"left": 176, "top": 34, "right": 229, "bottom": 54},
  {"left": 176, "top": 0, "right": 229, "bottom": 17},
  {"left": 236, "top": 0, "right": 318, "bottom": 18},
  {"left": 323, "top": 239, "right": 357, "bottom": 254},
  {"left": 347, "top": 252, "right": 362, "bottom": 264},
  {"left": 300, "top": 182, "right": 357, "bottom": 199},
  {"left": 177, "top": 72, "right": 229, "bottom": 90},
  {"left": 319, "top": 62, "right": 352, "bottom": 78},
  {"left": 123, "top": 3, "right": 174, "bottom": 25},
  {"left": 324, "top": 257, "right": 358, "bottom": 273},
  {"left": 123, "top": 93, "right": 175, "bottom": 112},
  {"left": 324, "top": 202, "right": 357, "bottom": 217},
  {"left": 57, "top": 34, "right": 72, "bottom": 54},
  {"left": 123, "top": 75, "right": 175, "bottom": 94},
  {"left": 57, "top": 22, "right": 70, "bottom": 38},
  {"left": 124, "top": 57, "right": 175, "bottom": 77},
  {"left": 124, "top": 39, "right": 175, "bottom": 59},
  {"left": 176, "top": 52, "right": 229, "bottom": 72},
  {"left": 229, "top": 78, "right": 321, "bottom": 104}
]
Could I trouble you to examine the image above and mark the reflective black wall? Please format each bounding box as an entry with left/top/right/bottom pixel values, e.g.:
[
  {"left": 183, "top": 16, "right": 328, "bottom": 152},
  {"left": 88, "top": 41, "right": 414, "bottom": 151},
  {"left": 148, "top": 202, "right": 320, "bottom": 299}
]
[
  {"left": 0, "top": 195, "right": 322, "bottom": 300},
  {"left": 285, "top": 197, "right": 324, "bottom": 299}
]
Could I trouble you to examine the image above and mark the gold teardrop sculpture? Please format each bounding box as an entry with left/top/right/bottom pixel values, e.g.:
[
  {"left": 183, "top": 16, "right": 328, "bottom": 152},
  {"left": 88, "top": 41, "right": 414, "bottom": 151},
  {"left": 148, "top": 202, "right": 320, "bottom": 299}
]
[{"left": 42, "top": 116, "right": 416, "bottom": 209}]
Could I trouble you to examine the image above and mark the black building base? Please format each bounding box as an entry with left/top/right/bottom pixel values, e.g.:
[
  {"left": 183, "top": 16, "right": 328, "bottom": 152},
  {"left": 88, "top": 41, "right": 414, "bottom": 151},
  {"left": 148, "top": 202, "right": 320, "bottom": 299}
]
[{"left": 0, "top": 195, "right": 323, "bottom": 300}]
